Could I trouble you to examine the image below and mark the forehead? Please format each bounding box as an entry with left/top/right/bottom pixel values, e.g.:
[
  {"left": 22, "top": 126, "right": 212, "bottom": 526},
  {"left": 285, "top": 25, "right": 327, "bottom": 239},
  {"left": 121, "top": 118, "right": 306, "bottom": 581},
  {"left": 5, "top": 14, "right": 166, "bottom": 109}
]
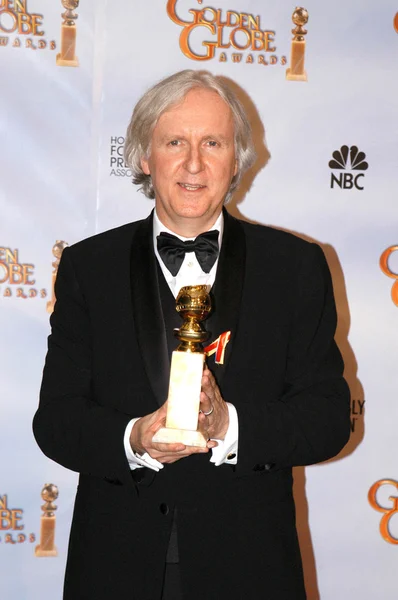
[{"left": 153, "top": 88, "right": 235, "bottom": 137}]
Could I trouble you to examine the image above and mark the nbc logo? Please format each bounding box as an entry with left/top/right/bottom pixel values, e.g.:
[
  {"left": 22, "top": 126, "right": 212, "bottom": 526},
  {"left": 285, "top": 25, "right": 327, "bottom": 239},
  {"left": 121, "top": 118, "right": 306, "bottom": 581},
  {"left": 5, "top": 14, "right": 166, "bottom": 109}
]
[{"left": 329, "top": 145, "right": 369, "bottom": 190}]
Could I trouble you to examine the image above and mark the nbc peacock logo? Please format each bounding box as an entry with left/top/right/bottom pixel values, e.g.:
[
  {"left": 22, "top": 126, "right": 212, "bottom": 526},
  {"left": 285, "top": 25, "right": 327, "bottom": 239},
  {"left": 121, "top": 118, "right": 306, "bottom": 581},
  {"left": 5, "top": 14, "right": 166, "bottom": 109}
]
[{"left": 329, "top": 145, "right": 369, "bottom": 190}]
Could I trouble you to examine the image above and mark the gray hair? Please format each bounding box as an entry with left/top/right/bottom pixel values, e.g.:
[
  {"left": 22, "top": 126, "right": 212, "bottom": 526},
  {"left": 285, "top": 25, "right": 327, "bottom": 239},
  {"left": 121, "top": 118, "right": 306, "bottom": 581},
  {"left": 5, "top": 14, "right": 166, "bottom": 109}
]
[{"left": 124, "top": 70, "right": 256, "bottom": 203}]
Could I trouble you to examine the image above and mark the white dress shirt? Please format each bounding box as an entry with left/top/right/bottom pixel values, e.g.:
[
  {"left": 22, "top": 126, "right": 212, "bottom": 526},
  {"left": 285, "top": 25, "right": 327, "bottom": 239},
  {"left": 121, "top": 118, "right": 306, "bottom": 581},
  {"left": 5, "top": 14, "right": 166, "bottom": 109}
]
[{"left": 123, "top": 210, "right": 239, "bottom": 471}]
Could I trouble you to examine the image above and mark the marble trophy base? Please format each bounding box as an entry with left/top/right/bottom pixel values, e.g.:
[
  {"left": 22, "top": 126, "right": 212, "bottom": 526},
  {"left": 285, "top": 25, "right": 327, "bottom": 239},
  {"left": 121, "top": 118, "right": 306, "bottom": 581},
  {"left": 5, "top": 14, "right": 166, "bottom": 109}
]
[
  {"left": 56, "top": 54, "right": 79, "bottom": 67},
  {"left": 153, "top": 427, "right": 207, "bottom": 448},
  {"left": 56, "top": 24, "right": 79, "bottom": 67},
  {"left": 286, "top": 40, "right": 307, "bottom": 81},
  {"left": 34, "top": 516, "right": 58, "bottom": 557},
  {"left": 35, "top": 516, "right": 58, "bottom": 556},
  {"left": 286, "top": 68, "right": 307, "bottom": 82},
  {"left": 152, "top": 350, "right": 205, "bottom": 448},
  {"left": 35, "top": 545, "right": 58, "bottom": 557}
]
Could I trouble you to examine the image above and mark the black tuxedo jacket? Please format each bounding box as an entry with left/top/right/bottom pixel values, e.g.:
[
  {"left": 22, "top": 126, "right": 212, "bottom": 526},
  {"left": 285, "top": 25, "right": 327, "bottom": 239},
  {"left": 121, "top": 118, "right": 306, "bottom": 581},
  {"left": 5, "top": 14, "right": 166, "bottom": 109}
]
[{"left": 33, "top": 210, "right": 350, "bottom": 600}]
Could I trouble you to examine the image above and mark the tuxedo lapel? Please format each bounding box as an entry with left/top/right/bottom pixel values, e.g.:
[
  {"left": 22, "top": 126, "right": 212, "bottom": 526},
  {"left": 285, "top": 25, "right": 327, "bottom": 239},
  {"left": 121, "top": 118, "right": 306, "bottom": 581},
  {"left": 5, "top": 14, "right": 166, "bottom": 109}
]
[
  {"left": 208, "top": 209, "right": 246, "bottom": 386},
  {"left": 130, "top": 211, "right": 169, "bottom": 407}
]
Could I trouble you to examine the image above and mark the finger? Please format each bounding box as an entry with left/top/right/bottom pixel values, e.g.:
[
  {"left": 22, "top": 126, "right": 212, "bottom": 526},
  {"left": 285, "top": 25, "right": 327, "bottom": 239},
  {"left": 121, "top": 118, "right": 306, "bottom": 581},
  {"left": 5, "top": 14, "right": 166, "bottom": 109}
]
[
  {"left": 199, "top": 392, "right": 214, "bottom": 417},
  {"left": 149, "top": 441, "right": 210, "bottom": 458},
  {"left": 207, "top": 440, "right": 218, "bottom": 449},
  {"left": 151, "top": 442, "right": 186, "bottom": 454},
  {"left": 201, "top": 369, "right": 212, "bottom": 389},
  {"left": 203, "top": 367, "right": 216, "bottom": 388},
  {"left": 198, "top": 411, "right": 207, "bottom": 424},
  {"left": 201, "top": 373, "right": 218, "bottom": 402}
]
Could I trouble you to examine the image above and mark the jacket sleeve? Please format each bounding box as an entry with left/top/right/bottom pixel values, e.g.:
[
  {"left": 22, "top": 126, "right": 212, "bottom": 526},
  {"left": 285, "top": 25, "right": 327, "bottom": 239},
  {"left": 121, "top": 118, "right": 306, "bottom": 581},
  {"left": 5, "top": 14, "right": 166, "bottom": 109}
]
[
  {"left": 33, "top": 247, "right": 134, "bottom": 484},
  {"left": 235, "top": 243, "right": 351, "bottom": 474}
]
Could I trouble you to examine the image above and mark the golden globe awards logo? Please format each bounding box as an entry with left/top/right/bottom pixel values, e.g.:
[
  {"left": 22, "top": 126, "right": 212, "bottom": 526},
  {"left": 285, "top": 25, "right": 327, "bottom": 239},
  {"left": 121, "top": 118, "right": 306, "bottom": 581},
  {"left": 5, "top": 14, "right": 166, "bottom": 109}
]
[
  {"left": 0, "top": 246, "right": 47, "bottom": 300},
  {"left": 369, "top": 480, "right": 398, "bottom": 545},
  {"left": 0, "top": 0, "right": 56, "bottom": 51},
  {"left": 166, "top": 0, "right": 287, "bottom": 66},
  {"left": 0, "top": 494, "right": 35, "bottom": 545},
  {"left": 380, "top": 246, "right": 398, "bottom": 306}
]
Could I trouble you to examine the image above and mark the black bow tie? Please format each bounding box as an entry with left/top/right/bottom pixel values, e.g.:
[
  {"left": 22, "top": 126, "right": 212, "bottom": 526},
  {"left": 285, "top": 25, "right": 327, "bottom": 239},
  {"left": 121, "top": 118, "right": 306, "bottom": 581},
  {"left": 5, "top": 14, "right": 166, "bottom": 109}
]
[{"left": 157, "top": 230, "right": 219, "bottom": 276}]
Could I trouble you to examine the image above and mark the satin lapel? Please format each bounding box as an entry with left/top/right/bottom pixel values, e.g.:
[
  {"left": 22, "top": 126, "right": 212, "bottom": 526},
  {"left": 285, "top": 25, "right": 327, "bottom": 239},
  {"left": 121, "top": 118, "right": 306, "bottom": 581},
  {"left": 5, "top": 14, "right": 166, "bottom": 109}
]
[
  {"left": 208, "top": 208, "right": 246, "bottom": 387},
  {"left": 130, "top": 211, "right": 169, "bottom": 407}
]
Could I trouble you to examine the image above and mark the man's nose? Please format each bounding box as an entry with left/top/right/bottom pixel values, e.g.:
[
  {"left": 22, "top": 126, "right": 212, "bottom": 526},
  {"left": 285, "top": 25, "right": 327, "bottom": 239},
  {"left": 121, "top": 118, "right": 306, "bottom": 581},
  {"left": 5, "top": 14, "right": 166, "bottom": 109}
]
[{"left": 183, "top": 145, "right": 204, "bottom": 174}]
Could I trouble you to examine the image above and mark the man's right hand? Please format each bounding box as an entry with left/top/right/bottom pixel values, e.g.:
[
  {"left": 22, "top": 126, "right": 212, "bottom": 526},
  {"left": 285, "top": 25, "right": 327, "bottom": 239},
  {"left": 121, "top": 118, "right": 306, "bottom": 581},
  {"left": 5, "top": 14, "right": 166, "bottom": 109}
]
[{"left": 129, "top": 402, "right": 217, "bottom": 464}]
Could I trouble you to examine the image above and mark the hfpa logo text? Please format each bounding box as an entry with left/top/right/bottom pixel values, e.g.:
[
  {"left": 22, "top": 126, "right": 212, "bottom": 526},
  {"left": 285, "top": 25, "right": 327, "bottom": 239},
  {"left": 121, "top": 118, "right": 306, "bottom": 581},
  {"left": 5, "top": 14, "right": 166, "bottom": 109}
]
[{"left": 329, "top": 145, "right": 369, "bottom": 190}]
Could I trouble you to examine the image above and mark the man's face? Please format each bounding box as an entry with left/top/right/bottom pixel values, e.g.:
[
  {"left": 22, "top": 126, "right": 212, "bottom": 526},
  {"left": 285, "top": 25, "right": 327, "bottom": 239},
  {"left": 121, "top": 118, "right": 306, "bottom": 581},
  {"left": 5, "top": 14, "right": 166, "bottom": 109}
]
[{"left": 141, "top": 87, "right": 237, "bottom": 235}]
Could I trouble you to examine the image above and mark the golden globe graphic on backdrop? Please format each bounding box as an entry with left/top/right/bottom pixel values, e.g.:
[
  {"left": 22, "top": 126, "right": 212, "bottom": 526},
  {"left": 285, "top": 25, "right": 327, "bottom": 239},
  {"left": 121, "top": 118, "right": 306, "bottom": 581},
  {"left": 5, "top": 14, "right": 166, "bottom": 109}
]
[
  {"left": 368, "top": 480, "right": 398, "bottom": 545},
  {"left": 0, "top": 0, "right": 56, "bottom": 52},
  {"left": 0, "top": 486, "right": 59, "bottom": 550},
  {"left": 0, "top": 246, "right": 47, "bottom": 301},
  {"left": 47, "top": 241, "right": 69, "bottom": 314},
  {"left": 35, "top": 484, "right": 59, "bottom": 557},
  {"left": 166, "top": 0, "right": 294, "bottom": 69},
  {"left": 0, "top": 493, "right": 36, "bottom": 546},
  {"left": 380, "top": 246, "right": 398, "bottom": 306},
  {"left": 0, "top": 242, "right": 70, "bottom": 310},
  {"left": 394, "top": 12, "right": 398, "bottom": 34},
  {"left": 56, "top": 0, "right": 79, "bottom": 67},
  {"left": 286, "top": 7, "right": 308, "bottom": 81}
]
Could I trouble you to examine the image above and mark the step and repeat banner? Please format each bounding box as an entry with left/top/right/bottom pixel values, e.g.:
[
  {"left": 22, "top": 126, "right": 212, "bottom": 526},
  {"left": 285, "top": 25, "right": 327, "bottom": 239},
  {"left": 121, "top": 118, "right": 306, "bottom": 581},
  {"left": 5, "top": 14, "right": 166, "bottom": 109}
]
[{"left": 1, "top": 0, "right": 397, "bottom": 598}]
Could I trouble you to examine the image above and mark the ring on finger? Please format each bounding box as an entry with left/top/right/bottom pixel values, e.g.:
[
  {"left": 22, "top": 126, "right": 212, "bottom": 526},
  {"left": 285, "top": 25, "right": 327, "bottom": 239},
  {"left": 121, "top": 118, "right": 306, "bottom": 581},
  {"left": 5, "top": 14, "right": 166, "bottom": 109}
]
[{"left": 200, "top": 405, "right": 214, "bottom": 417}]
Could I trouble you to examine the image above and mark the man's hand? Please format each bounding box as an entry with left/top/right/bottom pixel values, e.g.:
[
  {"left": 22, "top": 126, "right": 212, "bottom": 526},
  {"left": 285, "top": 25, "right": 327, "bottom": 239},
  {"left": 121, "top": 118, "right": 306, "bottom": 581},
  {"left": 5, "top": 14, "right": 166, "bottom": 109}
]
[
  {"left": 129, "top": 402, "right": 218, "bottom": 464},
  {"left": 198, "top": 367, "right": 229, "bottom": 440}
]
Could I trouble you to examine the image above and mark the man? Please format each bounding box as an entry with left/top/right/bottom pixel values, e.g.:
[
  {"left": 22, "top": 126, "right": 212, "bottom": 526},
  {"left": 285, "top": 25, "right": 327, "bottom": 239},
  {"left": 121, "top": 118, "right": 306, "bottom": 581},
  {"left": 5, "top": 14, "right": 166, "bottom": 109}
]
[{"left": 33, "top": 70, "right": 350, "bottom": 599}]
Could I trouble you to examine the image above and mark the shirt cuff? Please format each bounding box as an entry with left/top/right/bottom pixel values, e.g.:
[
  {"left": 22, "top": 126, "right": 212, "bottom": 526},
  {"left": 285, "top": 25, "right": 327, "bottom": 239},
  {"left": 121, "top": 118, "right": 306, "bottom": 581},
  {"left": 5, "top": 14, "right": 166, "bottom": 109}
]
[
  {"left": 210, "top": 403, "right": 239, "bottom": 466},
  {"left": 124, "top": 418, "right": 164, "bottom": 472}
]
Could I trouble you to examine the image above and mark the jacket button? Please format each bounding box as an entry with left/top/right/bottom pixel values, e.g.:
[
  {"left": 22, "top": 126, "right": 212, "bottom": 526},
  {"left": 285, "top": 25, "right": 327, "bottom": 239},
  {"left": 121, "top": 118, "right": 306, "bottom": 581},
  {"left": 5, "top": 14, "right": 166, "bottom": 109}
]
[
  {"left": 264, "top": 463, "right": 275, "bottom": 471},
  {"left": 159, "top": 503, "right": 169, "bottom": 515}
]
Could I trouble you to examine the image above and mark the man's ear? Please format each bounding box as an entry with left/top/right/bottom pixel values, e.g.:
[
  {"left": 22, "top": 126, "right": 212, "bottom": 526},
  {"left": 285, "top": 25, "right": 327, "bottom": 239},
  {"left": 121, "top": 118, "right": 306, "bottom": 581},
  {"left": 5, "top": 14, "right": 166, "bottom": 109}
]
[
  {"left": 141, "top": 157, "right": 150, "bottom": 175},
  {"left": 233, "top": 159, "right": 238, "bottom": 177}
]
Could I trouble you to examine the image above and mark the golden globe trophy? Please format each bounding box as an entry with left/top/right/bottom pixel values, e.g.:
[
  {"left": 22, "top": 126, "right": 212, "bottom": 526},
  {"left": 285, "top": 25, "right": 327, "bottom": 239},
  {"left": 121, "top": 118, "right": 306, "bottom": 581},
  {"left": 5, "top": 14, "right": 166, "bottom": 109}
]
[
  {"left": 56, "top": 0, "right": 79, "bottom": 67},
  {"left": 286, "top": 7, "right": 309, "bottom": 81},
  {"left": 35, "top": 484, "right": 59, "bottom": 557},
  {"left": 47, "top": 240, "right": 69, "bottom": 314},
  {"left": 152, "top": 285, "right": 211, "bottom": 448}
]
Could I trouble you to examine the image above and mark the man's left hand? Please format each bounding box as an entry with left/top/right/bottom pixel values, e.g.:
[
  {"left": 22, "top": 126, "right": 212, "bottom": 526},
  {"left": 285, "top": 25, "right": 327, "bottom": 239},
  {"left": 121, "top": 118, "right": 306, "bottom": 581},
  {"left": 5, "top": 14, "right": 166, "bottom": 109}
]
[{"left": 199, "top": 366, "right": 229, "bottom": 440}]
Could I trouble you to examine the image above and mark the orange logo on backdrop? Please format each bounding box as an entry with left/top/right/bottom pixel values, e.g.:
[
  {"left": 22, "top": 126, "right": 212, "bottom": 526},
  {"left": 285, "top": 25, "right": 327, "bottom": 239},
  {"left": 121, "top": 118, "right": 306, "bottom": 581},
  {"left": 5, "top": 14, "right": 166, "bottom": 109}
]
[
  {"left": 166, "top": 0, "right": 287, "bottom": 66},
  {"left": 380, "top": 246, "right": 398, "bottom": 306},
  {"left": 0, "top": 0, "right": 55, "bottom": 50},
  {"left": 0, "top": 494, "right": 35, "bottom": 545},
  {"left": 368, "top": 480, "right": 398, "bottom": 545},
  {"left": 0, "top": 246, "right": 47, "bottom": 299},
  {"left": 0, "top": 0, "right": 42, "bottom": 34},
  {"left": 394, "top": 13, "right": 398, "bottom": 34}
]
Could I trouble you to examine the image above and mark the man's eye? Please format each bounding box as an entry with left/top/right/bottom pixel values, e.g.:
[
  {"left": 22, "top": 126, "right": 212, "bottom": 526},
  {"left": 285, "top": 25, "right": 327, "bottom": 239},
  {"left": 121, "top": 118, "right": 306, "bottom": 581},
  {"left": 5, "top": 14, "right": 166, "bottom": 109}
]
[
  {"left": 169, "top": 140, "right": 180, "bottom": 146},
  {"left": 207, "top": 140, "right": 218, "bottom": 147}
]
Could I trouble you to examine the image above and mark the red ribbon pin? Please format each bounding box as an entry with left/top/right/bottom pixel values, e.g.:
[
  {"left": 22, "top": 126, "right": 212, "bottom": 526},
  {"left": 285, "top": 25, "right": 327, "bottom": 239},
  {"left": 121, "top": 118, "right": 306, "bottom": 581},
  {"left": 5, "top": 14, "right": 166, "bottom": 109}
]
[{"left": 204, "top": 331, "right": 231, "bottom": 365}]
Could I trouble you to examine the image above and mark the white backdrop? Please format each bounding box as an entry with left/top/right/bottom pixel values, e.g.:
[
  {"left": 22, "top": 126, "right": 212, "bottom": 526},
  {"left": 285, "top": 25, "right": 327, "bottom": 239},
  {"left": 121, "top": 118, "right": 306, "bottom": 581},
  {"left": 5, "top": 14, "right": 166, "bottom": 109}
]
[{"left": 1, "top": 1, "right": 397, "bottom": 598}]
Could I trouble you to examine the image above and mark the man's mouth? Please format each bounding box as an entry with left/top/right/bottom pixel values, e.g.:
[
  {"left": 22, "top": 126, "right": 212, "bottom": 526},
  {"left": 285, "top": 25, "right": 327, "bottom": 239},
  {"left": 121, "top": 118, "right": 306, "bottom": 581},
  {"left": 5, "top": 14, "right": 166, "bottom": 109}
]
[{"left": 178, "top": 183, "right": 206, "bottom": 191}]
